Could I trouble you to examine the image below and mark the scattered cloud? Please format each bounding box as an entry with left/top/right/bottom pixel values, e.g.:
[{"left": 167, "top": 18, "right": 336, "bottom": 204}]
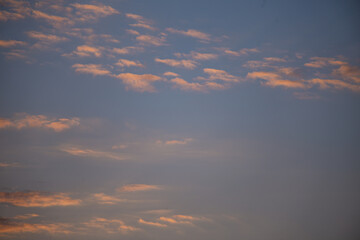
[
  {"left": 91, "top": 193, "right": 126, "bottom": 205},
  {"left": 247, "top": 71, "right": 306, "bottom": 88},
  {"left": 116, "top": 73, "right": 163, "bottom": 92},
  {"left": 125, "top": 13, "right": 155, "bottom": 31},
  {"left": 218, "top": 47, "right": 259, "bottom": 56},
  {"left": 0, "top": 113, "right": 80, "bottom": 132},
  {"left": 175, "top": 51, "right": 218, "bottom": 61},
  {"left": 166, "top": 28, "right": 211, "bottom": 42},
  {"left": 332, "top": 64, "right": 360, "bottom": 83},
  {"left": 155, "top": 58, "right": 198, "bottom": 69},
  {"left": 309, "top": 78, "right": 360, "bottom": 92},
  {"left": 163, "top": 72, "right": 179, "bottom": 77},
  {"left": 157, "top": 138, "right": 193, "bottom": 145},
  {"left": 61, "top": 146, "right": 128, "bottom": 161},
  {"left": 27, "top": 31, "right": 68, "bottom": 44},
  {"left": 71, "top": 3, "right": 119, "bottom": 22},
  {"left": 126, "top": 29, "right": 140, "bottom": 35},
  {"left": 12, "top": 214, "right": 39, "bottom": 220},
  {"left": 32, "top": 10, "right": 73, "bottom": 27},
  {"left": 171, "top": 78, "right": 227, "bottom": 92},
  {"left": 72, "top": 64, "right": 111, "bottom": 76},
  {"left": 117, "top": 184, "right": 162, "bottom": 192},
  {"left": 243, "top": 60, "right": 271, "bottom": 69},
  {"left": 0, "top": 192, "right": 81, "bottom": 207},
  {"left": 136, "top": 34, "right": 166, "bottom": 46},
  {"left": 197, "top": 68, "right": 240, "bottom": 82},
  {"left": 264, "top": 57, "right": 286, "bottom": 62},
  {"left": 113, "top": 46, "right": 144, "bottom": 55},
  {"left": 65, "top": 45, "right": 103, "bottom": 58},
  {"left": 0, "top": 40, "right": 26, "bottom": 47},
  {"left": 115, "top": 59, "right": 144, "bottom": 68},
  {"left": 138, "top": 218, "right": 167, "bottom": 227},
  {"left": 83, "top": 217, "right": 139, "bottom": 234}
]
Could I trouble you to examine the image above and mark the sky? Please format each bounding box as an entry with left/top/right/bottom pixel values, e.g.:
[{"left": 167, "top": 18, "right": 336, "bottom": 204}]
[{"left": 0, "top": 0, "right": 359, "bottom": 239}]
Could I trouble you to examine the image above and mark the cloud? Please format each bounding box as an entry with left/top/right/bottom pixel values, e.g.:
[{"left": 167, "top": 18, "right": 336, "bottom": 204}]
[
  {"left": 27, "top": 31, "right": 68, "bottom": 43},
  {"left": 219, "top": 47, "right": 259, "bottom": 57},
  {"left": 0, "top": 218, "right": 72, "bottom": 235},
  {"left": 117, "top": 184, "right": 162, "bottom": 192},
  {"left": 12, "top": 214, "right": 39, "bottom": 220},
  {"left": 136, "top": 35, "right": 166, "bottom": 46},
  {"left": 157, "top": 138, "right": 194, "bottom": 145},
  {"left": 126, "top": 29, "right": 140, "bottom": 35},
  {"left": 66, "top": 45, "right": 103, "bottom": 58},
  {"left": 0, "top": 162, "right": 20, "bottom": 168},
  {"left": 0, "top": 10, "right": 24, "bottom": 21},
  {"left": 72, "top": 64, "right": 111, "bottom": 76},
  {"left": 158, "top": 217, "right": 192, "bottom": 225},
  {"left": 61, "top": 146, "right": 128, "bottom": 161},
  {"left": 243, "top": 60, "right": 271, "bottom": 69},
  {"left": 332, "top": 64, "right": 360, "bottom": 83},
  {"left": 175, "top": 51, "right": 218, "bottom": 61},
  {"left": 293, "top": 92, "right": 320, "bottom": 100},
  {"left": 171, "top": 78, "right": 227, "bottom": 92},
  {"left": 163, "top": 72, "right": 179, "bottom": 77},
  {"left": 83, "top": 217, "right": 139, "bottom": 234},
  {"left": 247, "top": 71, "right": 306, "bottom": 88},
  {"left": 91, "top": 193, "right": 126, "bottom": 205},
  {"left": 113, "top": 46, "right": 144, "bottom": 55},
  {"left": 138, "top": 218, "right": 167, "bottom": 227},
  {"left": 309, "top": 78, "right": 360, "bottom": 92},
  {"left": 32, "top": 10, "right": 73, "bottom": 27},
  {"left": 0, "top": 40, "right": 26, "bottom": 47},
  {"left": 112, "top": 144, "right": 128, "bottom": 150},
  {"left": 0, "top": 113, "right": 80, "bottom": 132},
  {"left": 0, "top": 192, "right": 81, "bottom": 207},
  {"left": 0, "top": 0, "right": 30, "bottom": 22},
  {"left": 71, "top": 3, "right": 119, "bottom": 22},
  {"left": 304, "top": 57, "right": 346, "bottom": 68},
  {"left": 155, "top": 58, "right": 198, "bottom": 69},
  {"left": 166, "top": 28, "right": 211, "bottom": 42},
  {"left": 125, "top": 13, "right": 155, "bottom": 31},
  {"left": 264, "top": 57, "right": 286, "bottom": 62},
  {"left": 116, "top": 73, "right": 163, "bottom": 92},
  {"left": 197, "top": 68, "right": 240, "bottom": 82},
  {"left": 115, "top": 59, "right": 144, "bottom": 68}
]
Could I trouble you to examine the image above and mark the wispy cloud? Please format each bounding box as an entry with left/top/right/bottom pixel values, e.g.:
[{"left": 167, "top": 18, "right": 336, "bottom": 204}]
[
  {"left": 264, "top": 57, "right": 286, "bottom": 62},
  {"left": 91, "top": 193, "right": 127, "bottom": 205},
  {"left": 0, "top": 113, "right": 80, "bottom": 132},
  {"left": 175, "top": 51, "right": 218, "bottom": 61},
  {"left": 163, "top": 72, "right": 179, "bottom": 77},
  {"left": 0, "top": 162, "right": 21, "bottom": 168},
  {"left": 61, "top": 146, "right": 128, "bottom": 161},
  {"left": 116, "top": 73, "right": 163, "bottom": 92},
  {"left": 12, "top": 214, "right": 39, "bottom": 220},
  {"left": 65, "top": 45, "right": 103, "bottom": 58},
  {"left": 71, "top": 3, "right": 119, "bottom": 22},
  {"left": 138, "top": 218, "right": 167, "bottom": 227},
  {"left": 0, "top": 40, "right": 26, "bottom": 47},
  {"left": 197, "top": 68, "right": 240, "bottom": 82},
  {"left": 247, "top": 71, "right": 306, "bottom": 88},
  {"left": 136, "top": 34, "right": 166, "bottom": 46},
  {"left": 166, "top": 28, "right": 211, "bottom": 42},
  {"left": 117, "top": 184, "right": 162, "bottom": 192},
  {"left": 72, "top": 64, "right": 111, "bottom": 76},
  {"left": 218, "top": 47, "right": 259, "bottom": 56},
  {"left": 125, "top": 13, "right": 155, "bottom": 31},
  {"left": 32, "top": 10, "right": 73, "bottom": 27},
  {"left": 27, "top": 31, "right": 68, "bottom": 43},
  {"left": 83, "top": 217, "right": 139, "bottom": 234},
  {"left": 309, "top": 78, "right": 360, "bottom": 92},
  {"left": 113, "top": 46, "right": 144, "bottom": 55},
  {"left": 171, "top": 78, "right": 226, "bottom": 92},
  {"left": 0, "top": 192, "right": 81, "bottom": 207},
  {"left": 155, "top": 58, "right": 198, "bottom": 69},
  {"left": 157, "top": 138, "right": 194, "bottom": 145},
  {"left": 115, "top": 59, "right": 144, "bottom": 68}
]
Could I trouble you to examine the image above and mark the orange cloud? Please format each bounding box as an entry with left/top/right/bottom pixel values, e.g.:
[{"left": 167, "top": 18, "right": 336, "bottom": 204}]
[
  {"left": 83, "top": 217, "right": 139, "bottom": 234},
  {"left": 61, "top": 146, "right": 128, "bottom": 161},
  {"left": 170, "top": 78, "right": 207, "bottom": 92},
  {"left": 115, "top": 59, "right": 144, "bottom": 68},
  {"left": 117, "top": 184, "right": 162, "bottom": 192},
  {"left": 138, "top": 218, "right": 167, "bottom": 227},
  {"left": 332, "top": 64, "right": 360, "bottom": 83},
  {"left": 219, "top": 47, "right": 259, "bottom": 56},
  {"left": 197, "top": 68, "right": 240, "bottom": 82},
  {"left": 72, "top": 64, "right": 111, "bottom": 76},
  {"left": 113, "top": 46, "right": 144, "bottom": 55},
  {"left": 157, "top": 138, "right": 194, "bottom": 145},
  {"left": 304, "top": 57, "right": 344, "bottom": 68},
  {"left": 92, "top": 193, "right": 126, "bottom": 205},
  {"left": 0, "top": 192, "right": 81, "bottom": 207},
  {"left": 175, "top": 51, "right": 218, "bottom": 60},
  {"left": 264, "top": 57, "right": 286, "bottom": 62},
  {"left": 136, "top": 35, "right": 166, "bottom": 46},
  {"left": 155, "top": 58, "right": 198, "bottom": 69},
  {"left": 247, "top": 71, "right": 306, "bottom": 88},
  {"left": 0, "top": 218, "right": 72, "bottom": 235},
  {"left": 125, "top": 13, "right": 155, "bottom": 31},
  {"left": 0, "top": 162, "right": 20, "bottom": 168},
  {"left": 12, "top": 214, "right": 39, "bottom": 220},
  {"left": 243, "top": 60, "right": 271, "bottom": 69},
  {"left": 116, "top": 73, "right": 163, "bottom": 92},
  {"left": 126, "top": 29, "right": 140, "bottom": 35},
  {"left": 32, "top": 10, "right": 73, "bottom": 27},
  {"left": 27, "top": 31, "right": 68, "bottom": 43},
  {"left": 0, "top": 113, "right": 80, "bottom": 132},
  {"left": 0, "top": 40, "right": 26, "bottom": 47},
  {"left": 71, "top": 3, "right": 119, "bottom": 22},
  {"left": 309, "top": 78, "right": 360, "bottom": 92},
  {"left": 163, "top": 72, "right": 179, "bottom": 77},
  {"left": 66, "top": 45, "right": 103, "bottom": 58},
  {"left": 0, "top": 0, "right": 30, "bottom": 22},
  {"left": 166, "top": 28, "right": 211, "bottom": 42}
]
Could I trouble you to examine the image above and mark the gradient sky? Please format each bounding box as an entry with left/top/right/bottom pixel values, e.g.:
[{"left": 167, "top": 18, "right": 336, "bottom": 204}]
[{"left": 0, "top": 0, "right": 360, "bottom": 239}]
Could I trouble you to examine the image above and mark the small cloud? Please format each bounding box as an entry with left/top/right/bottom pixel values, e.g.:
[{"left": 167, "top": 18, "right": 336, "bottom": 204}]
[
  {"left": 136, "top": 34, "right": 166, "bottom": 46},
  {"left": 155, "top": 58, "right": 198, "bottom": 69},
  {"left": 27, "top": 31, "right": 68, "bottom": 43},
  {"left": 197, "top": 68, "right": 240, "bottom": 82},
  {"left": 175, "top": 51, "right": 218, "bottom": 61},
  {"left": 293, "top": 92, "right": 321, "bottom": 100},
  {"left": 112, "top": 144, "right": 128, "bottom": 150},
  {"left": 0, "top": 162, "right": 21, "bottom": 168},
  {"left": 112, "top": 46, "right": 144, "bottom": 55},
  {"left": 0, "top": 191, "right": 81, "bottom": 207},
  {"left": 12, "top": 214, "right": 39, "bottom": 220},
  {"left": 309, "top": 78, "right": 360, "bottom": 92},
  {"left": 91, "top": 193, "right": 127, "bottom": 205},
  {"left": 72, "top": 64, "right": 111, "bottom": 76},
  {"left": 166, "top": 28, "right": 211, "bottom": 42},
  {"left": 117, "top": 184, "right": 162, "bottom": 192},
  {"left": 157, "top": 138, "right": 193, "bottom": 145},
  {"left": 264, "top": 57, "right": 286, "bottom": 62},
  {"left": 0, "top": 40, "right": 26, "bottom": 47},
  {"left": 247, "top": 71, "right": 306, "bottom": 88},
  {"left": 116, "top": 73, "right": 163, "bottom": 92},
  {"left": 163, "top": 72, "right": 179, "bottom": 77},
  {"left": 32, "top": 10, "right": 73, "bottom": 28},
  {"left": 65, "top": 45, "right": 103, "bottom": 58},
  {"left": 138, "top": 218, "right": 167, "bottom": 227},
  {"left": 243, "top": 60, "right": 270, "bottom": 69},
  {"left": 71, "top": 3, "right": 119, "bottom": 22},
  {"left": 218, "top": 47, "right": 259, "bottom": 57},
  {"left": 171, "top": 78, "right": 227, "bottom": 92},
  {"left": 84, "top": 217, "right": 139, "bottom": 234},
  {"left": 115, "top": 59, "right": 144, "bottom": 68},
  {"left": 126, "top": 29, "right": 140, "bottom": 35},
  {"left": 125, "top": 13, "right": 156, "bottom": 31},
  {"left": 0, "top": 113, "right": 80, "bottom": 132},
  {"left": 61, "top": 146, "right": 128, "bottom": 161}
]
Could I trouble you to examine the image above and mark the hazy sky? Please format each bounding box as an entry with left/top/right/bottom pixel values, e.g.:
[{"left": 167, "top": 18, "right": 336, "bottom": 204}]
[{"left": 0, "top": 0, "right": 359, "bottom": 239}]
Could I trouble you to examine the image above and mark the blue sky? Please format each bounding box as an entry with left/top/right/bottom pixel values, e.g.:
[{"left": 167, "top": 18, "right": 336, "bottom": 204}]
[{"left": 0, "top": 0, "right": 359, "bottom": 239}]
